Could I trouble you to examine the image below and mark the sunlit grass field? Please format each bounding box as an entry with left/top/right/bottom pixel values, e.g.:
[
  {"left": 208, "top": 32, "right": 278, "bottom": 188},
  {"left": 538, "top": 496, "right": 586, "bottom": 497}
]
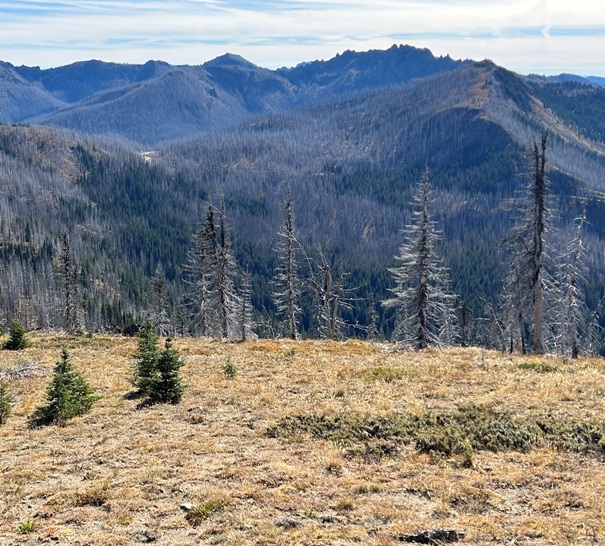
[{"left": 1, "top": 334, "right": 604, "bottom": 545}]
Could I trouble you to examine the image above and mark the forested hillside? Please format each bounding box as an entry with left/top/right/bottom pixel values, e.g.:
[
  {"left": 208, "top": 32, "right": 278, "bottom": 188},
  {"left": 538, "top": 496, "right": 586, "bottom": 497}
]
[{"left": 1, "top": 46, "right": 605, "bottom": 352}]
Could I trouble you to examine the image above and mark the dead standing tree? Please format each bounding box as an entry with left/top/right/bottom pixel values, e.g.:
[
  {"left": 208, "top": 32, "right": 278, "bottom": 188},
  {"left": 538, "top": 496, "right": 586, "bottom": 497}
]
[
  {"left": 272, "top": 191, "right": 301, "bottom": 340},
  {"left": 59, "top": 232, "right": 80, "bottom": 334},
  {"left": 382, "top": 168, "right": 457, "bottom": 349},
  {"left": 506, "top": 132, "right": 551, "bottom": 354}
]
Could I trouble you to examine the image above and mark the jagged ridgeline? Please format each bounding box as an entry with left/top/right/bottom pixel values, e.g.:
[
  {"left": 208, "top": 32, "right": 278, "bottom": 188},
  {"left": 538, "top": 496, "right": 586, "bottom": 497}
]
[{"left": 1, "top": 46, "right": 605, "bottom": 347}]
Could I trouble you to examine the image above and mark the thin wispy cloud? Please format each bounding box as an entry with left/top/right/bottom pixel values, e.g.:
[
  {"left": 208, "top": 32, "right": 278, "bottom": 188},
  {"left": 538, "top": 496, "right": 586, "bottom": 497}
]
[{"left": 0, "top": 0, "right": 602, "bottom": 75}]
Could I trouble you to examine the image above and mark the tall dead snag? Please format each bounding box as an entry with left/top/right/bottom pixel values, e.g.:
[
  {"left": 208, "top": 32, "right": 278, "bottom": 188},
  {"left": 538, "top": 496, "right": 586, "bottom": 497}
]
[
  {"left": 149, "top": 265, "right": 170, "bottom": 336},
  {"left": 237, "top": 269, "right": 255, "bottom": 341},
  {"left": 530, "top": 132, "right": 548, "bottom": 354},
  {"left": 59, "top": 232, "right": 80, "bottom": 334},
  {"left": 201, "top": 202, "right": 238, "bottom": 340},
  {"left": 508, "top": 131, "right": 551, "bottom": 354},
  {"left": 184, "top": 217, "right": 214, "bottom": 337},
  {"left": 272, "top": 191, "right": 301, "bottom": 339},
  {"left": 559, "top": 203, "right": 593, "bottom": 358},
  {"left": 382, "top": 168, "right": 457, "bottom": 349}
]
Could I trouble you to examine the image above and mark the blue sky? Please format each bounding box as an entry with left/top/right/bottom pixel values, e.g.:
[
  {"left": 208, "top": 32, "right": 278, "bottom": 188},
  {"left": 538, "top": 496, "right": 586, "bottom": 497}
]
[{"left": 0, "top": 0, "right": 603, "bottom": 75}]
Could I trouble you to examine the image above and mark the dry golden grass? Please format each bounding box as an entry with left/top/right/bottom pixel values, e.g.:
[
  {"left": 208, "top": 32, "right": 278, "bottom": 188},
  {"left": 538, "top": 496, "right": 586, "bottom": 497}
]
[{"left": 1, "top": 335, "right": 604, "bottom": 545}]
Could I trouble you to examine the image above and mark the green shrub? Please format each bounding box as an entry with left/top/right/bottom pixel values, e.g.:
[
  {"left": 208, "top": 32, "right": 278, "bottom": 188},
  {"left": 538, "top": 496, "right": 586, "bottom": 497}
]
[
  {"left": 518, "top": 361, "right": 558, "bottom": 373},
  {"left": 32, "top": 348, "right": 98, "bottom": 426},
  {"left": 267, "top": 405, "right": 605, "bottom": 460},
  {"left": 3, "top": 319, "right": 30, "bottom": 351},
  {"left": 0, "top": 381, "right": 15, "bottom": 425}
]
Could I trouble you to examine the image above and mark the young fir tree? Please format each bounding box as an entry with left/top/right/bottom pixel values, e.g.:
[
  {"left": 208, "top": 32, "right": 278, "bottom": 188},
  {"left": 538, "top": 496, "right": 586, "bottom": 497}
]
[
  {"left": 382, "top": 168, "right": 457, "bottom": 349},
  {"left": 0, "top": 381, "right": 15, "bottom": 425},
  {"left": 148, "top": 339, "right": 184, "bottom": 404},
  {"left": 33, "top": 348, "right": 98, "bottom": 426},
  {"left": 3, "top": 319, "right": 31, "bottom": 350},
  {"left": 131, "top": 320, "right": 160, "bottom": 397}
]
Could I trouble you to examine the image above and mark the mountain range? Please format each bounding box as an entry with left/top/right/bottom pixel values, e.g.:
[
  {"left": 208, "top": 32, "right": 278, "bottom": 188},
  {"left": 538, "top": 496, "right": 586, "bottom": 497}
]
[
  {"left": 0, "top": 45, "right": 482, "bottom": 144},
  {"left": 1, "top": 44, "right": 605, "bottom": 345}
]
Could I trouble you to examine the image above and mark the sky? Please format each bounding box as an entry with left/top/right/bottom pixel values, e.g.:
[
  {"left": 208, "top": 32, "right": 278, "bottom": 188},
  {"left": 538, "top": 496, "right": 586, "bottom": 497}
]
[{"left": 0, "top": 0, "right": 603, "bottom": 76}]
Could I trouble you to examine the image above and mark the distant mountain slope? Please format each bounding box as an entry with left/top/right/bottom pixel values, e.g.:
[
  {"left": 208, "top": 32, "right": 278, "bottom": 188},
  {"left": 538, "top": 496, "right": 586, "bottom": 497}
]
[
  {"left": 13, "top": 59, "right": 175, "bottom": 103},
  {"left": 35, "top": 68, "right": 253, "bottom": 145},
  {"left": 278, "top": 44, "right": 467, "bottom": 97},
  {"left": 0, "top": 62, "right": 66, "bottom": 121},
  {"left": 0, "top": 45, "right": 468, "bottom": 145},
  {"left": 1, "top": 45, "right": 604, "bottom": 147}
]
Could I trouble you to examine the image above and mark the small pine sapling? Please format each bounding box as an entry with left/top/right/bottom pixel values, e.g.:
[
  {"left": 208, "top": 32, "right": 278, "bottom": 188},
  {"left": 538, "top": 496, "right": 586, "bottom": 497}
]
[
  {"left": 148, "top": 339, "right": 184, "bottom": 404},
  {"left": 131, "top": 320, "right": 160, "bottom": 396},
  {"left": 32, "top": 348, "right": 98, "bottom": 426},
  {"left": 3, "top": 319, "right": 31, "bottom": 350},
  {"left": 0, "top": 381, "right": 15, "bottom": 425},
  {"left": 222, "top": 357, "right": 237, "bottom": 379}
]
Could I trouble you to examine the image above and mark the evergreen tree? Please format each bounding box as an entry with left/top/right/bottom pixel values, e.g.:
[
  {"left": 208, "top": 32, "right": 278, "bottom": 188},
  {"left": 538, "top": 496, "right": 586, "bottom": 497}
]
[
  {"left": 382, "top": 168, "right": 457, "bottom": 349},
  {"left": 0, "top": 381, "right": 15, "bottom": 425},
  {"left": 131, "top": 320, "right": 160, "bottom": 396},
  {"left": 33, "top": 348, "right": 98, "bottom": 426},
  {"left": 148, "top": 339, "right": 184, "bottom": 404},
  {"left": 3, "top": 319, "right": 31, "bottom": 350}
]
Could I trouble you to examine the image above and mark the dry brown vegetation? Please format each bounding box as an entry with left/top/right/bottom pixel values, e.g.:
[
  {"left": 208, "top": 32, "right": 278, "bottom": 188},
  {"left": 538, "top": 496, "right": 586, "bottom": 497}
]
[{"left": 1, "top": 334, "right": 605, "bottom": 545}]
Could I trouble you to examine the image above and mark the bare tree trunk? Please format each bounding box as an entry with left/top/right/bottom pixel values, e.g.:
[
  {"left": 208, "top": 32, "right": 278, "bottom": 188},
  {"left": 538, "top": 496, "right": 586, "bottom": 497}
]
[{"left": 530, "top": 133, "right": 548, "bottom": 354}]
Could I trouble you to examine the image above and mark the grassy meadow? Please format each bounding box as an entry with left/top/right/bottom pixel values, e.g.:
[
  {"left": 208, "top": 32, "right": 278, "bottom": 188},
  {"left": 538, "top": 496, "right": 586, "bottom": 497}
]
[{"left": 1, "top": 334, "right": 604, "bottom": 545}]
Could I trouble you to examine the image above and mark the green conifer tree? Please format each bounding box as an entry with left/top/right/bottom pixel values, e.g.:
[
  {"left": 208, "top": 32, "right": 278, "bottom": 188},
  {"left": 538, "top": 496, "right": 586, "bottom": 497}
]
[
  {"left": 33, "top": 348, "right": 98, "bottom": 426},
  {"left": 3, "top": 319, "right": 31, "bottom": 350},
  {"left": 148, "top": 339, "right": 184, "bottom": 404},
  {"left": 131, "top": 320, "right": 160, "bottom": 396},
  {"left": 0, "top": 382, "right": 15, "bottom": 425}
]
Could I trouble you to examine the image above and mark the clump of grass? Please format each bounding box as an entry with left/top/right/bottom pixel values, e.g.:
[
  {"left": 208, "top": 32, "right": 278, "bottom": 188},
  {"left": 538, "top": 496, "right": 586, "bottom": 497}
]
[
  {"left": 17, "top": 519, "right": 36, "bottom": 534},
  {"left": 363, "top": 366, "right": 407, "bottom": 382},
  {"left": 72, "top": 481, "right": 110, "bottom": 507},
  {"left": 325, "top": 458, "right": 343, "bottom": 475},
  {"left": 185, "top": 498, "right": 229, "bottom": 527},
  {"left": 518, "top": 361, "right": 558, "bottom": 373},
  {"left": 222, "top": 357, "right": 237, "bottom": 380},
  {"left": 354, "top": 484, "right": 382, "bottom": 495},
  {"left": 334, "top": 498, "right": 355, "bottom": 512}
]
